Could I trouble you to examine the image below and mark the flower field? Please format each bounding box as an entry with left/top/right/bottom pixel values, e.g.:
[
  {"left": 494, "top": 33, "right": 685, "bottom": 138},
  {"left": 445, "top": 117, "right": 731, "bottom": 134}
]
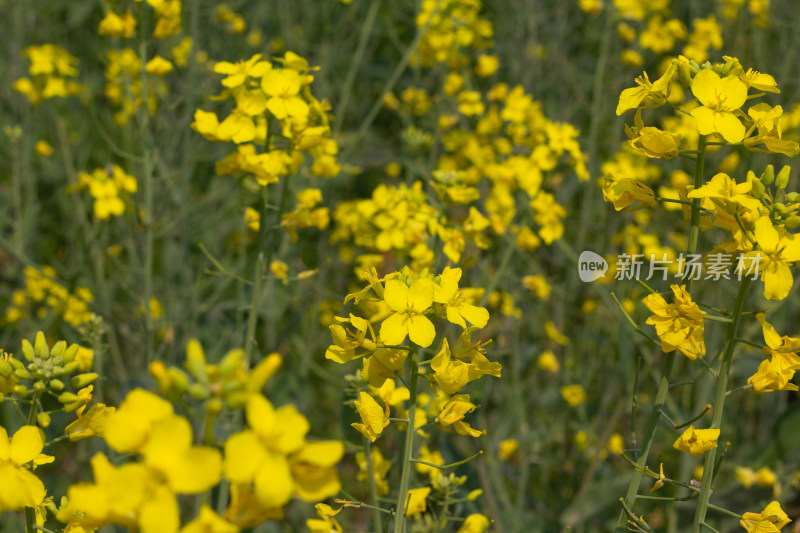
[{"left": 3, "top": 0, "right": 800, "bottom": 532}]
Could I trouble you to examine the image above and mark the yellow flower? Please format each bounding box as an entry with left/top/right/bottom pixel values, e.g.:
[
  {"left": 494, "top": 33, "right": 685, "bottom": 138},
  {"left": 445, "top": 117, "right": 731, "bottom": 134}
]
[
  {"left": 65, "top": 403, "right": 117, "bottom": 441},
  {"left": 214, "top": 54, "right": 271, "bottom": 88},
  {"left": 687, "top": 172, "right": 763, "bottom": 215},
  {"left": 537, "top": 350, "right": 560, "bottom": 372},
  {"left": 290, "top": 440, "right": 344, "bottom": 502},
  {"left": 179, "top": 506, "right": 239, "bottom": 533},
  {"left": 747, "top": 313, "right": 800, "bottom": 392},
  {"left": 34, "top": 140, "right": 53, "bottom": 156},
  {"left": 560, "top": 384, "right": 586, "bottom": 406},
  {"left": 673, "top": 425, "right": 720, "bottom": 456},
  {"left": 458, "top": 513, "right": 491, "bottom": 533},
  {"left": 380, "top": 278, "right": 436, "bottom": 347},
  {"left": 351, "top": 391, "right": 389, "bottom": 442},
  {"left": 746, "top": 217, "right": 800, "bottom": 300},
  {"left": 307, "top": 503, "right": 343, "bottom": 533},
  {"left": 690, "top": 69, "right": 748, "bottom": 143},
  {"left": 740, "top": 501, "right": 791, "bottom": 532},
  {"left": 145, "top": 55, "right": 174, "bottom": 76},
  {"left": 602, "top": 173, "right": 656, "bottom": 211},
  {"left": 436, "top": 394, "right": 484, "bottom": 437},
  {"left": 98, "top": 11, "right": 137, "bottom": 38},
  {"left": 498, "top": 439, "right": 519, "bottom": 461},
  {"left": 0, "top": 425, "right": 48, "bottom": 512},
  {"left": 261, "top": 69, "right": 309, "bottom": 120},
  {"left": 404, "top": 487, "right": 431, "bottom": 516},
  {"left": 433, "top": 267, "right": 490, "bottom": 329},
  {"left": 643, "top": 285, "right": 706, "bottom": 359},
  {"left": 616, "top": 60, "right": 677, "bottom": 115}
]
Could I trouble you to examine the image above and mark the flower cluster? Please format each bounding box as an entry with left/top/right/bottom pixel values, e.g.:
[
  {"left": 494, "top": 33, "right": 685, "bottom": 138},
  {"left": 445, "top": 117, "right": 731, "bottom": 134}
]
[
  {"left": 192, "top": 52, "right": 340, "bottom": 185},
  {"left": 3, "top": 266, "right": 94, "bottom": 328},
  {"left": 13, "top": 44, "right": 83, "bottom": 105},
  {"left": 71, "top": 164, "right": 138, "bottom": 220}
]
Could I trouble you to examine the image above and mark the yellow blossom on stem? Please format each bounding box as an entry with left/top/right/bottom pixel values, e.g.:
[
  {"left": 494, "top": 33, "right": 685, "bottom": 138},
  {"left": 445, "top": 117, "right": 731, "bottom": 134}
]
[
  {"left": 673, "top": 425, "right": 720, "bottom": 456},
  {"left": 690, "top": 69, "right": 748, "bottom": 143},
  {"left": 0, "top": 425, "right": 48, "bottom": 512},
  {"left": 747, "top": 313, "right": 800, "bottom": 391},
  {"left": 602, "top": 173, "right": 656, "bottom": 211},
  {"left": 746, "top": 217, "right": 800, "bottom": 300},
  {"left": 351, "top": 391, "right": 389, "bottom": 442},
  {"left": 643, "top": 284, "right": 706, "bottom": 359},
  {"left": 616, "top": 60, "right": 677, "bottom": 115},
  {"left": 380, "top": 278, "right": 436, "bottom": 347},
  {"left": 740, "top": 501, "right": 791, "bottom": 532}
]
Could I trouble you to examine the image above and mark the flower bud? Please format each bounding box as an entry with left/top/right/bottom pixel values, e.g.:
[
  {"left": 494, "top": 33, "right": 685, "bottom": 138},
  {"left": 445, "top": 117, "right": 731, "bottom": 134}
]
[
  {"left": 206, "top": 398, "right": 224, "bottom": 415},
  {"left": 63, "top": 361, "right": 80, "bottom": 374},
  {"left": 776, "top": 166, "right": 791, "bottom": 190},
  {"left": 50, "top": 341, "right": 66, "bottom": 358},
  {"left": 34, "top": 332, "right": 49, "bottom": 359},
  {"left": 37, "top": 412, "right": 51, "bottom": 428},
  {"left": 13, "top": 384, "right": 28, "bottom": 397},
  {"left": 188, "top": 382, "right": 210, "bottom": 400},
  {"left": 62, "top": 344, "right": 78, "bottom": 364},
  {"left": 14, "top": 368, "right": 30, "bottom": 379},
  {"left": 58, "top": 392, "right": 78, "bottom": 404},
  {"left": 49, "top": 379, "right": 65, "bottom": 391},
  {"left": 750, "top": 178, "right": 765, "bottom": 199},
  {"left": 786, "top": 192, "right": 800, "bottom": 204},
  {"left": 9, "top": 358, "right": 25, "bottom": 371},
  {"left": 774, "top": 202, "right": 787, "bottom": 213},
  {"left": 167, "top": 367, "right": 190, "bottom": 392},
  {"left": 761, "top": 164, "right": 774, "bottom": 185},
  {"left": 219, "top": 349, "right": 244, "bottom": 378},
  {"left": 21, "top": 339, "right": 35, "bottom": 362},
  {"left": 785, "top": 216, "right": 800, "bottom": 228},
  {"left": 720, "top": 61, "right": 735, "bottom": 76},
  {"left": 33, "top": 382, "right": 46, "bottom": 393},
  {"left": 0, "top": 359, "right": 11, "bottom": 378},
  {"left": 70, "top": 373, "right": 98, "bottom": 388}
]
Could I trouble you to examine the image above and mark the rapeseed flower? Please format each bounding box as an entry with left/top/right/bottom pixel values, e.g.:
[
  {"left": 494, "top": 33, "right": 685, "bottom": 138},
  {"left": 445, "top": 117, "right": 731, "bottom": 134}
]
[
  {"left": 690, "top": 69, "right": 748, "bottom": 143},
  {"left": 643, "top": 285, "right": 706, "bottom": 359},
  {"left": 673, "top": 425, "right": 720, "bottom": 456},
  {"left": 0, "top": 425, "right": 49, "bottom": 512},
  {"left": 380, "top": 277, "right": 436, "bottom": 347}
]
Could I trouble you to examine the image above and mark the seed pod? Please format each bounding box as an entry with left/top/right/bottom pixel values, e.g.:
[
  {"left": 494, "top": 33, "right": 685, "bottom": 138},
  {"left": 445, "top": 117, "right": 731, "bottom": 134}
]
[
  {"left": 776, "top": 166, "right": 791, "bottom": 189},
  {"left": 37, "top": 412, "right": 51, "bottom": 428},
  {"left": 762, "top": 165, "right": 775, "bottom": 185}
]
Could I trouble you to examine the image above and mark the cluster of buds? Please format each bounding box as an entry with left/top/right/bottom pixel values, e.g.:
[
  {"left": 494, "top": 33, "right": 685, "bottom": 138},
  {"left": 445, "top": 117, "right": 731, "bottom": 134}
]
[
  {"left": 0, "top": 332, "right": 97, "bottom": 424},
  {"left": 150, "top": 339, "right": 282, "bottom": 413},
  {"left": 749, "top": 164, "right": 800, "bottom": 228}
]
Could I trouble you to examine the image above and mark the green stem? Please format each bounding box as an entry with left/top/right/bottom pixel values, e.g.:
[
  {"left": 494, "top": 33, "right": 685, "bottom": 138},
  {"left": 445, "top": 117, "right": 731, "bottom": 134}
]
[
  {"left": 333, "top": 0, "right": 380, "bottom": 136},
  {"left": 691, "top": 278, "right": 751, "bottom": 533},
  {"left": 683, "top": 135, "right": 707, "bottom": 292},
  {"left": 393, "top": 347, "right": 420, "bottom": 533},
  {"left": 364, "top": 439, "right": 383, "bottom": 533},
  {"left": 342, "top": 0, "right": 439, "bottom": 160},
  {"left": 25, "top": 390, "right": 42, "bottom": 533},
  {"left": 615, "top": 353, "right": 675, "bottom": 532},
  {"left": 139, "top": 1, "right": 156, "bottom": 365}
]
